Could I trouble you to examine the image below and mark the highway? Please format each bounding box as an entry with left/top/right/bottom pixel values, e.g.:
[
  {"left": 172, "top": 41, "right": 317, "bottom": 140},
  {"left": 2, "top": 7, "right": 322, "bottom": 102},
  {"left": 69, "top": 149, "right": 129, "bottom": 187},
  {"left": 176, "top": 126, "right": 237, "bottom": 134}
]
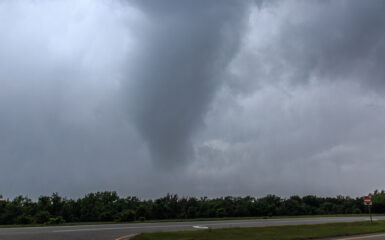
[{"left": 0, "top": 216, "right": 384, "bottom": 240}]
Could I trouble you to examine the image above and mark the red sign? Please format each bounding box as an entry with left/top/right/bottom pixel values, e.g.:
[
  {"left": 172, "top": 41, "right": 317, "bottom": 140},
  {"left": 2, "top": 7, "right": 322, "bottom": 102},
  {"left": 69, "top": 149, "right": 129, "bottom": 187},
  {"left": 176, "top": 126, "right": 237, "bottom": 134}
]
[{"left": 364, "top": 196, "right": 372, "bottom": 206}]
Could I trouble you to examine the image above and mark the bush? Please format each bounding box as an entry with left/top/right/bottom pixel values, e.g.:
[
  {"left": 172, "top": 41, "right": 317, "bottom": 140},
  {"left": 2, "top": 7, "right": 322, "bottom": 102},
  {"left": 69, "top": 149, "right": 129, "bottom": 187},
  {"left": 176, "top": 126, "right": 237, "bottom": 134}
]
[
  {"left": 47, "top": 216, "right": 65, "bottom": 225},
  {"left": 15, "top": 214, "right": 33, "bottom": 224},
  {"left": 352, "top": 208, "right": 362, "bottom": 214},
  {"left": 100, "top": 211, "right": 114, "bottom": 221},
  {"left": 116, "top": 210, "right": 136, "bottom": 222},
  {"left": 34, "top": 211, "right": 51, "bottom": 224},
  {"left": 138, "top": 216, "right": 145, "bottom": 222},
  {"left": 136, "top": 206, "right": 147, "bottom": 218},
  {"left": 216, "top": 208, "right": 226, "bottom": 218}
]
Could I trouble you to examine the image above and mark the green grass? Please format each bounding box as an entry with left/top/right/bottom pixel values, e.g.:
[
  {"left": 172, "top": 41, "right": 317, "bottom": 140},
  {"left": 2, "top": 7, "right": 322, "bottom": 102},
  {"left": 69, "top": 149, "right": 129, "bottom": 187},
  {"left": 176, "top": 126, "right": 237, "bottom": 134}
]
[
  {"left": 132, "top": 220, "right": 385, "bottom": 240},
  {"left": 137, "top": 214, "right": 373, "bottom": 223}
]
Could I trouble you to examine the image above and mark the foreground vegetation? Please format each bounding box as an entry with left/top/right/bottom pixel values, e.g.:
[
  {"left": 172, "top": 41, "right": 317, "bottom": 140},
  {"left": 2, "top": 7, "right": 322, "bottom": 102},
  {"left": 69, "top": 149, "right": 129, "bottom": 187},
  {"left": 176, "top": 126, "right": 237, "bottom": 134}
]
[
  {"left": 1, "top": 190, "right": 385, "bottom": 225},
  {"left": 133, "top": 221, "right": 385, "bottom": 240}
]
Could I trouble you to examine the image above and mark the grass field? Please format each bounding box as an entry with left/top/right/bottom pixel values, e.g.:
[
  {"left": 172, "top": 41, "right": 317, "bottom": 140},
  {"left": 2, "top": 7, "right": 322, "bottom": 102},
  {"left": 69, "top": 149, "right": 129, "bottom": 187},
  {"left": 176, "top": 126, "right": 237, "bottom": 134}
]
[{"left": 132, "top": 220, "right": 385, "bottom": 240}]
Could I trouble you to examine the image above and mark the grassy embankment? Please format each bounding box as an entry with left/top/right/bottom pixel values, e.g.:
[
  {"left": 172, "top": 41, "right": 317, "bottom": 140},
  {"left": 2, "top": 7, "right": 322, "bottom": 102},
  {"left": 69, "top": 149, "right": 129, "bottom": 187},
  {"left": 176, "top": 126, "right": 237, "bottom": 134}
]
[{"left": 133, "top": 220, "right": 385, "bottom": 240}]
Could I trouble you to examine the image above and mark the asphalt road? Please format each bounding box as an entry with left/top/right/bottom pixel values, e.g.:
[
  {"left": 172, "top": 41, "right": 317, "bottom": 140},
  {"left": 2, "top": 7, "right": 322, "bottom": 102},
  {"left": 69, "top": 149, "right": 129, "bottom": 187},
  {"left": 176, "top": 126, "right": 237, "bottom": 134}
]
[{"left": 0, "top": 216, "right": 384, "bottom": 240}]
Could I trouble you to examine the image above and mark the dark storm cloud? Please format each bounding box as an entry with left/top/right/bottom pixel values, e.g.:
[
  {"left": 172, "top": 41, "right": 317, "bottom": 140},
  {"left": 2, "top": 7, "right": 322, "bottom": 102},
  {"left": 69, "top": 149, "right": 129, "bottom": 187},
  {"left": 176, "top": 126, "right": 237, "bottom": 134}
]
[
  {"left": 240, "top": 0, "right": 385, "bottom": 90},
  {"left": 283, "top": 1, "right": 385, "bottom": 88},
  {"left": 0, "top": 0, "right": 148, "bottom": 198},
  {"left": 1, "top": 0, "right": 385, "bottom": 199},
  {"left": 126, "top": 0, "right": 251, "bottom": 166},
  {"left": 201, "top": 0, "right": 385, "bottom": 196}
]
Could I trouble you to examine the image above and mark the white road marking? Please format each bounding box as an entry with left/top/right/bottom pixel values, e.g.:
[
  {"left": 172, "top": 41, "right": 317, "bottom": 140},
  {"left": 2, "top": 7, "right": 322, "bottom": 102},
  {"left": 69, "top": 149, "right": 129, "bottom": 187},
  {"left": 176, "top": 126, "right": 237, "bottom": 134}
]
[
  {"left": 193, "top": 226, "right": 209, "bottom": 229},
  {"left": 53, "top": 224, "right": 198, "bottom": 232}
]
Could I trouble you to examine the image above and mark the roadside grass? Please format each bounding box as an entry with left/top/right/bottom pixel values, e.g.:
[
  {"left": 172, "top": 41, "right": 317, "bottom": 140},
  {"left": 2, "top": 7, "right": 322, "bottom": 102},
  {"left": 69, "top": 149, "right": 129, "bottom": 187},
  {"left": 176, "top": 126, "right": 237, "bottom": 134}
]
[
  {"left": 132, "top": 220, "right": 385, "bottom": 240},
  {"left": 143, "top": 214, "right": 379, "bottom": 223},
  {"left": 0, "top": 214, "right": 382, "bottom": 228}
]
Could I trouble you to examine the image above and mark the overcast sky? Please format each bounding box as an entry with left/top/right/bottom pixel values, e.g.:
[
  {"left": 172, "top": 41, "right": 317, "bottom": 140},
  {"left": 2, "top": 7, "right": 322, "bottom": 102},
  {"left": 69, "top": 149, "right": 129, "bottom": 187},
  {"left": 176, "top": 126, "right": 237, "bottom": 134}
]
[{"left": 1, "top": 0, "right": 385, "bottom": 199}]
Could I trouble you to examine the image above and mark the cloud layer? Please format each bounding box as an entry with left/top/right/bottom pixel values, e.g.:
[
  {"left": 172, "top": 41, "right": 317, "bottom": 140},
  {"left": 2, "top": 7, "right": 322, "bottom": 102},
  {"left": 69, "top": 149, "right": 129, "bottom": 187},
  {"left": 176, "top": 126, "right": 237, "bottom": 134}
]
[{"left": 0, "top": 0, "right": 385, "bottom": 199}]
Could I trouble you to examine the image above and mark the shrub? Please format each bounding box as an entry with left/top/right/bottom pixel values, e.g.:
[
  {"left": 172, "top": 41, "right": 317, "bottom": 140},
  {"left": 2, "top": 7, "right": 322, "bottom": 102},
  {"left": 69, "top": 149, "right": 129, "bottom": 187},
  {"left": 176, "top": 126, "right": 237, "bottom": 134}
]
[
  {"left": 15, "top": 214, "right": 33, "bottom": 224},
  {"left": 352, "top": 208, "right": 362, "bottom": 214},
  {"left": 138, "top": 216, "right": 145, "bottom": 222},
  {"left": 216, "top": 208, "right": 226, "bottom": 218},
  {"left": 136, "top": 206, "right": 147, "bottom": 218},
  {"left": 116, "top": 210, "right": 136, "bottom": 222},
  {"left": 100, "top": 211, "right": 114, "bottom": 221},
  {"left": 34, "top": 211, "right": 51, "bottom": 224},
  {"left": 47, "top": 216, "right": 65, "bottom": 225}
]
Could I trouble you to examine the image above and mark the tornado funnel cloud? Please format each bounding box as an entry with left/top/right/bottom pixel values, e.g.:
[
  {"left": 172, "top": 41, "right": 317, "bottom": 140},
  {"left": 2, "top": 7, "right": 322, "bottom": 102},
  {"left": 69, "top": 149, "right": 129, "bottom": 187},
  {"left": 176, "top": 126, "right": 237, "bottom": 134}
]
[{"left": 128, "top": 1, "right": 250, "bottom": 166}]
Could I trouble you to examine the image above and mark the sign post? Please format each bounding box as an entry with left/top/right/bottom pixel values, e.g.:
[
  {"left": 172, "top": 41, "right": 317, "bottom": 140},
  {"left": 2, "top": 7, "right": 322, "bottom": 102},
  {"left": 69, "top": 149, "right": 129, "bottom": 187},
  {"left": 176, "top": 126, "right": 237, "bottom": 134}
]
[{"left": 364, "top": 196, "right": 372, "bottom": 223}]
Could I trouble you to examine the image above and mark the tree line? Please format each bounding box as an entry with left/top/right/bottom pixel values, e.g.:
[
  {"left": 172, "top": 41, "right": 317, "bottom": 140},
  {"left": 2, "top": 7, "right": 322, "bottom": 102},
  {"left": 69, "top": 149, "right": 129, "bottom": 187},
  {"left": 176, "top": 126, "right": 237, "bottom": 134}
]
[{"left": 0, "top": 190, "right": 384, "bottom": 225}]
